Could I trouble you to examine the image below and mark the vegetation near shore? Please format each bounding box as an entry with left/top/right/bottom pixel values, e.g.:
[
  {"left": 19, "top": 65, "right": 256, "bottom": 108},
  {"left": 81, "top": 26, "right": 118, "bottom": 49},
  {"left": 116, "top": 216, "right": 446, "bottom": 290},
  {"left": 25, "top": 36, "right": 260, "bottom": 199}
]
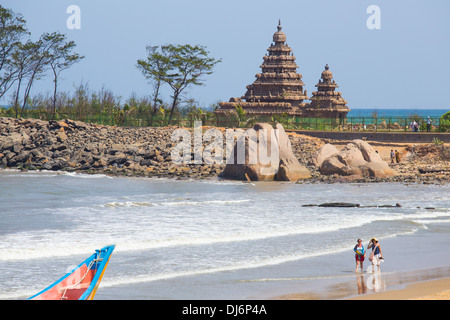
[
  {"left": 0, "top": 5, "right": 84, "bottom": 118},
  {"left": 0, "top": 5, "right": 222, "bottom": 126}
]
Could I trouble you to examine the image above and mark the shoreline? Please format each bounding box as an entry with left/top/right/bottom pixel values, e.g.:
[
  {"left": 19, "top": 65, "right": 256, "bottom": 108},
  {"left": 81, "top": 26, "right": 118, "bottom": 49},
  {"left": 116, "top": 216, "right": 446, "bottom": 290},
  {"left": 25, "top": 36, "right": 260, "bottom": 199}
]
[
  {"left": 1, "top": 166, "right": 449, "bottom": 187},
  {"left": 1, "top": 117, "right": 449, "bottom": 184}
]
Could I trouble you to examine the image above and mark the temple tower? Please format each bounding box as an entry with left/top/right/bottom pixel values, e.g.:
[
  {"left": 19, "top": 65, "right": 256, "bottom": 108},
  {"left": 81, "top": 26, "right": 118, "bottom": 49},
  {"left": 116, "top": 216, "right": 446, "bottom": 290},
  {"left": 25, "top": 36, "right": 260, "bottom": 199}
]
[
  {"left": 216, "top": 21, "right": 308, "bottom": 116},
  {"left": 242, "top": 20, "right": 308, "bottom": 107},
  {"left": 306, "top": 64, "right": 350, "bottom": 118},
  {"left": 215, "top": 21, "right": 351, "bottom": 121}
]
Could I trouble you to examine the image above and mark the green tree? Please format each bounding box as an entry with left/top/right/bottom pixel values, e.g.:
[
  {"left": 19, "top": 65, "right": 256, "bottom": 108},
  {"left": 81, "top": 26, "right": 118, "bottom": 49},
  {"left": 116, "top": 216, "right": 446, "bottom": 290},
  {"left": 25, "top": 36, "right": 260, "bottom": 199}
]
[
  {"left": 19, "top": 32, "right": 66, "bottom": 117},
  {"left": 137, "top": 45, "right": 171, "bottom": 126},
  {"left": 439, "top": 111, "right": 450, "bottom": 132},
  {"left": 161, "top": 44, "right": 221, "bottom": 125},
  {"left": 0, "top": 5, "right": 29, "bottom": 100},
  {"left": 47, "top": 32, "right": 84, "bottom": 119},
  {"left": 10, "top": 40, "right": 37, "bottom": 117}
]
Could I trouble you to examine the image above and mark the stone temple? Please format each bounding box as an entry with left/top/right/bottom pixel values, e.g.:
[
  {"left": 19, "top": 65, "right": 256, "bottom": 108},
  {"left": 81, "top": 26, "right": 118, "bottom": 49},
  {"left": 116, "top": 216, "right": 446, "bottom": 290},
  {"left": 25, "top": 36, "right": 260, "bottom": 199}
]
[
  {"left": 215, "top": 21, "right": 350, "bottom": 120},
  {"left": 305, "top": 64, "right": 349, "bottom": 118}
]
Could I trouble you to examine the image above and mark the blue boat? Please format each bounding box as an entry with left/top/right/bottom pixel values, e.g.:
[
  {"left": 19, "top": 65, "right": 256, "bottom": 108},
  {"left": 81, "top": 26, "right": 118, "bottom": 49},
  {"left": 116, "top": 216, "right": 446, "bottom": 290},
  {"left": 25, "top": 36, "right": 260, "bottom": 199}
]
[{"left": 28, "top": 245, "right": 115, "bottom": 300}]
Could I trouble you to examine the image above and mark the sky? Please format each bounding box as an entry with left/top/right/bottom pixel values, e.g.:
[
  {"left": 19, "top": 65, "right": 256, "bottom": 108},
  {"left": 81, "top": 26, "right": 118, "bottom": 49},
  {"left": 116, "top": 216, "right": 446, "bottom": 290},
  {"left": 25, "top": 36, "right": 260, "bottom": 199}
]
[{"left": 2, "top": 0, "right": 450, "bottom": 110}]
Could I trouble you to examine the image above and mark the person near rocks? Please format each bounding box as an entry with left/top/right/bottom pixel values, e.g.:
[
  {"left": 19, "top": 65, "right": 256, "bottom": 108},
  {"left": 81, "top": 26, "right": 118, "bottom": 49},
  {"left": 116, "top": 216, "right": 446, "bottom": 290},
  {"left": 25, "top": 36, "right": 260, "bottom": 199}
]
[
  {"left": 368, "top": 237, "right": 383, "bottom": 272},
  {"left": 354, "top": 239, "right": 366, "bottom": 272},
  {"left": 395, "top": 150, "right": 400, "bottom": 163},
  {"left": 414, "top": 121, "right": 420, "bottom": 132},
  {"left": 426, "top": 117, "right": 433, "bottom": 132},
  {"left": 390, "top": 149, "right": 395, "bottom": 164}
]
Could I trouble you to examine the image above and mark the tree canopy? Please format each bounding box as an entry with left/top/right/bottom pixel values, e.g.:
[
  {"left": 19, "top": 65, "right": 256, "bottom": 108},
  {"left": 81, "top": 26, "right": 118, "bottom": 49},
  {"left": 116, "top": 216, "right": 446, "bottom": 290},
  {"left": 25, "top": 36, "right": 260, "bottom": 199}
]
[
  {"left": 0, "top": 5, "right": 83, "bottom": 117},
  {"left": 137, "top": 44, "right": 221, "bottom": 124}
]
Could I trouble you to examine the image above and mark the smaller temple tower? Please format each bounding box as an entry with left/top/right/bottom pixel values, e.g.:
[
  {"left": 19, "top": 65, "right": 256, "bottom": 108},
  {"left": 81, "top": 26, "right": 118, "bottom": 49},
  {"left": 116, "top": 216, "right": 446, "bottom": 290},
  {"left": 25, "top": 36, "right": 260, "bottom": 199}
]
[
  {"left": 305, "top": 64, "right": 350, "bottom": 119},
  {"left": 215, "top": 21, "right": 308, "bottom": 117}
]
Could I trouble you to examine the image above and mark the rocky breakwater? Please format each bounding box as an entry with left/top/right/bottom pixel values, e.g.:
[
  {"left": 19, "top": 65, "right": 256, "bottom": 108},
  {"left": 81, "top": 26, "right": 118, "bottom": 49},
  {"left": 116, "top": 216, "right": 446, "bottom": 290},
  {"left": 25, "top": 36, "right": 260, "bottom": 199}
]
[
  {"left": 0, "top": 117, "right": 225, "bottom": 178},
  {"left": 0, "top": 118, "right": 317, "bottom": 180},
  {"left": 2, "top": 117, "right": 447, "bottom": 184}
]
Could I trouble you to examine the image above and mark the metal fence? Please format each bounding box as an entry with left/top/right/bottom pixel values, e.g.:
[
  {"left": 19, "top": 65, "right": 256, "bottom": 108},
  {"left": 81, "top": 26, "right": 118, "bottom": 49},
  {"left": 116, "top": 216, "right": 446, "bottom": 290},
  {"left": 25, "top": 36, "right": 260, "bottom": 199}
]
[{"left": 4, "top": 110, "right": 447, "bottom": 132}]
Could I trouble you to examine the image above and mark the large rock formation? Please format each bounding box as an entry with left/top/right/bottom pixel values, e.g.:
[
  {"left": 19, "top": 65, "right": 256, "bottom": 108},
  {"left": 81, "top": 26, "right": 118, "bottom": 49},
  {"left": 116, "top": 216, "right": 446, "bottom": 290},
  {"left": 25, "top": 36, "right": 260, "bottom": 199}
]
[
  {"left": 275, "top": 123, "right": 312, "bottom": 181},
  {"left": 313, "top": 139, "right": 395, "bottom": 179},
  {"left": 219, "top": 123, "right": 311, "bottom": 181}
]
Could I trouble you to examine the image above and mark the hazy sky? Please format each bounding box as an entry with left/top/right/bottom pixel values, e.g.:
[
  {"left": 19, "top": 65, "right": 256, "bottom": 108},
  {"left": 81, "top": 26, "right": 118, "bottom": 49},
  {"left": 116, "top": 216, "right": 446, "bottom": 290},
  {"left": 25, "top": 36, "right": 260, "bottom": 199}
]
[{"left": 2, "top": 0, "right": 450, "bottom": 109}]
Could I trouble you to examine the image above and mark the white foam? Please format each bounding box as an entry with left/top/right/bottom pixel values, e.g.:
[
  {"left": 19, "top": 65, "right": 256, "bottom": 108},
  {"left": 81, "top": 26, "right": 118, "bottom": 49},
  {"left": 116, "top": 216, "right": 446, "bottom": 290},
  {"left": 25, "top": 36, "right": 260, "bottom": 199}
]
[
  {"left": 100, "top": 199, "right": 251, "bottom": 208},
  {"left": 412, "top": 219, "right": 450, "bottom": 225}
]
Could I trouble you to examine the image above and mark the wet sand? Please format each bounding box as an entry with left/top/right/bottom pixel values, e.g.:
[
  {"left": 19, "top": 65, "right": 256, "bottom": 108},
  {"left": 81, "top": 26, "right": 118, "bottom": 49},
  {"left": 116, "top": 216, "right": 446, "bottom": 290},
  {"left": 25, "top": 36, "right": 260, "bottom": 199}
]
[
  {"left": 272, "top": 269, "right": 450, "bottom": 300},
  {"left": 349, "top": 277, "right": 450, "bottom": 300},
  {"left": 270, "top": 229, "right": 450, "bottom": 300}
]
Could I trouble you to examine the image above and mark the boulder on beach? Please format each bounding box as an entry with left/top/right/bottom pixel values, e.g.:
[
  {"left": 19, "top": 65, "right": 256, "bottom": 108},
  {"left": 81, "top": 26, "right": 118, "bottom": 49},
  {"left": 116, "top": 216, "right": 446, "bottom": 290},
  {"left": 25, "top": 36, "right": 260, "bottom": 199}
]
[
  {"left": 219, "top": 123, "right": 311, "bottom": 181},
  {"left": 311, "top": 143, "right": 339, "bottom": 167},
  {"left": 313, "top": 139, "right": 395, "bottom": 179},
  {"left": 274, "top": 123, "right": 312, "bottom": 181}
]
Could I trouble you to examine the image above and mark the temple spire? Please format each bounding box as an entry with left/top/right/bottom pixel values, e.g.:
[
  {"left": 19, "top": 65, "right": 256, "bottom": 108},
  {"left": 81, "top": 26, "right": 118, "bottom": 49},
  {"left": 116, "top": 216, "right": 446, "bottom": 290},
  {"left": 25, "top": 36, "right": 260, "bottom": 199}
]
[
  {"left": 307, "top": 63, "right": 349, "bottom": 117},
  {"left": 215, "top": 20, "right": 350, "bottom": 120}
]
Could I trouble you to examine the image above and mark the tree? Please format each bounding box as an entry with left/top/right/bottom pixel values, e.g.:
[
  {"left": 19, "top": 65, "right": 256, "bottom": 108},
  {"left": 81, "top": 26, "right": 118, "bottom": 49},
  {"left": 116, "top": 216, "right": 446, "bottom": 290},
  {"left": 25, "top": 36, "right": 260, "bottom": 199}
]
[
  {"left": 162, "top": 44, "right": 221, "bottom": 124},
  {"left": 10, "top": 40, "right": 37, "bottom": 117},
  {"left": 19, "top": 33, "right": 60, "bottom": 117},
  {"left": 1, "top": 6, "right": 83, "bottom": 118},
  {"left": 47, "top": 32, "right": 84, "bottom": 119},
  {"left": 10, "top": 33, "right": 62, "bottom": 117},
  {"left": 0, "top": 5, "right": 29, "bottom": 100},
  {"left": 439, "top": 111, "right": 450, "bottom": 132},
  {"left": 137, "top": 45, "right": 171, "bottom": 125}
]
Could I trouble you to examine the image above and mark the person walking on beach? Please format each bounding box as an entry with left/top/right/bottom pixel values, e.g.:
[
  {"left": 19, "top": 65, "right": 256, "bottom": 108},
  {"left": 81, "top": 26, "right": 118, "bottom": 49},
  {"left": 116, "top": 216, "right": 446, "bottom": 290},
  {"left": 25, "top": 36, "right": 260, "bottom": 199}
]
[
  {"left": 368, "top": 237, "right": 383, "bottom": 272},
  {"left": 390, "top": 150, "right": 395, "bottom": 164},
  {"left": 354, "top": 239, "right": 366, "bottom": 272},
  {"left": 395, "top": 150, "right": 400, "bottom": 163}
]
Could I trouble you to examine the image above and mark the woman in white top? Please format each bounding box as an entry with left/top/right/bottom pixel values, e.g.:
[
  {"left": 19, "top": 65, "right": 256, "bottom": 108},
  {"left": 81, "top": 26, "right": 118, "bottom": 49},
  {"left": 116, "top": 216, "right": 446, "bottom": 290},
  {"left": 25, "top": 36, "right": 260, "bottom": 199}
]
[{"left": 368, "top": 237, "right": 383, "bottom": 272}]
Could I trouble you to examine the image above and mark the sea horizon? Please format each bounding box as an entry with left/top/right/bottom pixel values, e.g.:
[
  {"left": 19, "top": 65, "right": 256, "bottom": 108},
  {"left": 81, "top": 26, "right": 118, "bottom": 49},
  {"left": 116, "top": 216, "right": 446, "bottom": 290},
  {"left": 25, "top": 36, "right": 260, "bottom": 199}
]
[
  {"left": 348, "top": 108, "right": 448, "bottom": 118},
  {"left": 0, "top": 105, "right": 448, "bottom": 118}
]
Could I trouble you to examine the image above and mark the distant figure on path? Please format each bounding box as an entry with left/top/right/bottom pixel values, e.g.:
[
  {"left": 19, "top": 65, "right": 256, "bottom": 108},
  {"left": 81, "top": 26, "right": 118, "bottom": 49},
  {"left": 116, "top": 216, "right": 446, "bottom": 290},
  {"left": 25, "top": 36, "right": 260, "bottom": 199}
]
[
  {"left": 354, "top": 239, "right": 366, "bottom": 272},
  {"left": 395, "top": 150, "right": 400, "bottom": 163},
  {"left": 368, "top": 237, "right": 383, "bottom": 272},
  {"left": 390, "top": 150, "right": 395, "bottom": 164},
  {"left": 426, "top": 117, "right": 433, "bottom": 132}
]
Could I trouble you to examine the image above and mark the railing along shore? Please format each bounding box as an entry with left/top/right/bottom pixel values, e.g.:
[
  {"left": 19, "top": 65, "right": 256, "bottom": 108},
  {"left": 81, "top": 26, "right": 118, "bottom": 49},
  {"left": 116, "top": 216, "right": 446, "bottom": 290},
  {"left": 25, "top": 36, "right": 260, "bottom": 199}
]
[{"left": 2, "top": 111, "right": 447, "bottom": 133}]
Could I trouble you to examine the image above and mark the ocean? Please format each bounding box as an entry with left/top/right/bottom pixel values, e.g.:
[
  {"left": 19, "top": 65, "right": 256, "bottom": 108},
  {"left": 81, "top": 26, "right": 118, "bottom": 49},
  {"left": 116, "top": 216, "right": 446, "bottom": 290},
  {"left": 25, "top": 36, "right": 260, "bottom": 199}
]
[
  {"left": 1, "top": 106, "right": 448, "bottom": 118},
  {"left": 348, "top": 109, "right": 448, "bottom": 118},
  {"left": 1, "top": 170, "right": 449, "bottom": 300}
]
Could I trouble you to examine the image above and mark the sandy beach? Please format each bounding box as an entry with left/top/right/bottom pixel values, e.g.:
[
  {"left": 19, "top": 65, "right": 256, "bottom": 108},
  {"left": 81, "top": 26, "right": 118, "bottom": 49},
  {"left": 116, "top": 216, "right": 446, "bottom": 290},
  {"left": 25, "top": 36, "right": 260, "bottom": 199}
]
[
  {"left": 269, "top": 229, "right": 450, "bottom": 301},
  {"left": 273, "top": 273, "right": 450, "bottom": 300},
  {"left": 349, "top": 277, "right": 450, "bottom": 300}
]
